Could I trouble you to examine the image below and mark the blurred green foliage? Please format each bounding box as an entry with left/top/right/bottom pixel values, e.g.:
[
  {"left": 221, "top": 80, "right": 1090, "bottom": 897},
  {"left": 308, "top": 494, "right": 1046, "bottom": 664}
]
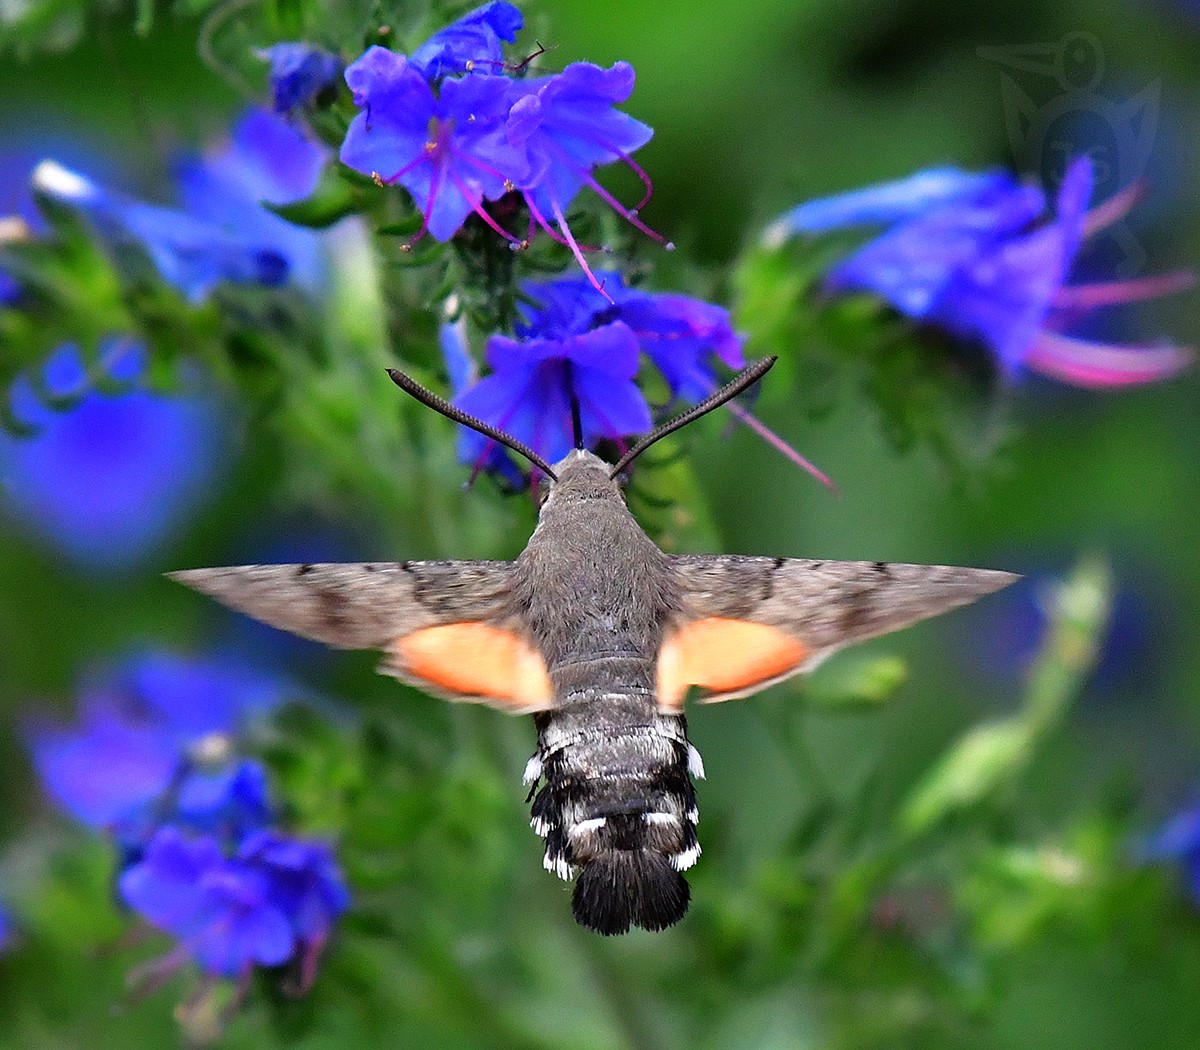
[{"left": 1, "top": 1, "right": 1200, "bottom": 1048}]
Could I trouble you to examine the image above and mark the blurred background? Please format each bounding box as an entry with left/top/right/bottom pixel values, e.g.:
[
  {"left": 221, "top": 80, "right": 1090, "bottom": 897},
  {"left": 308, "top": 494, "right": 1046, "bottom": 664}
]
[{"left": 1, "top": 1, "right": 1198, "bottom": 1047}]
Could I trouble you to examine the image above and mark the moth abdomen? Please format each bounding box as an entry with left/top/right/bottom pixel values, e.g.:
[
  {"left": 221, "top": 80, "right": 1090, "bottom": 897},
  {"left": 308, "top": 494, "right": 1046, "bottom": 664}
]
[
  {"left": 571, "top": 849, "right": 690, "bottom": 936},
  {"left": 529, "top": 717, "right": 701, "bottom": 934}
]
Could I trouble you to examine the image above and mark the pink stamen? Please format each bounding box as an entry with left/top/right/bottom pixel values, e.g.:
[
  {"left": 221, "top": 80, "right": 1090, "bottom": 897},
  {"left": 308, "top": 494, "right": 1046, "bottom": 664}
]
[
  {"left": 1052, "top": 270, "right": 1195, "bottom": 311},
  {"left": 1082, "top": 180, "right": 1147, "bottom": 239},
  {"left": 725, "top": 401, "right": 838, "bottom": 492},
  {"left": 446, "top": 171, "right": 523, "bottom": 244},
  {"left": 546, "top": 197, "right": 613, "bottom": 302},
  {"left": 1025, "top": 331, "right": 1194, "bottom": 388},
  {"left": 523, "top": 193, "right": 605, "bottom": 252},
  {"left": 537, "top": 138, "right": 672, "bottom": 248},
  {"left": 617, "top": 150, "right": 655, "bottom": 212}
]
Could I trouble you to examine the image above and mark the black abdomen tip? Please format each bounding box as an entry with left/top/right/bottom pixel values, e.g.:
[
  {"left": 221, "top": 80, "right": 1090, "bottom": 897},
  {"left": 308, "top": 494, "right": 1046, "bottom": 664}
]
[{"left": 571, "top": 850, "right": 690, "bottom": 935}]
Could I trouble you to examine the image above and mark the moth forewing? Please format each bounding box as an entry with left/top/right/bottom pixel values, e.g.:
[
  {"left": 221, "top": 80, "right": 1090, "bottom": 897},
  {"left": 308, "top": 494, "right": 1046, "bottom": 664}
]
[{"left": 658, "top": 557, "right": 1018, "bottom": 709}]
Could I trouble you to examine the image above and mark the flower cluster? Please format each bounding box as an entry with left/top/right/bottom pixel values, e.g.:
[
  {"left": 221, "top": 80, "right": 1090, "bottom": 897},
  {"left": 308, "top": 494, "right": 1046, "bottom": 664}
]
[
  {"left": 31, "top": 108, "right": 327, "bottom": 303},
  {"left": 1, "top": 342, "right": 225, "bottom": 573},
  {"left": 444, "top": 271, "right": 745, "bottom": 475},
  {"left": 769, "top": 156, "right": 1193, "bottom": 387},
  {"left": 28, "top": 652, "right": 349, "bottom": 989},
  {"left": 339, "top": 1, "right": 666, "bottom": 292}
]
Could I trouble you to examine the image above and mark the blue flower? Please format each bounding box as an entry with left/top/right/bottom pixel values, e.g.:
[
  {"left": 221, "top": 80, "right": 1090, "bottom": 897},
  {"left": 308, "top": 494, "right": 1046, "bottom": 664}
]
[
  {"left": 770, "top": 157, "right": 1193, "bottom": 387},
  {"left": 340, "top": 18, "right": 665, "bottom": 292},
  {"left": 340, "top": 48, "right": 523, "bottom": 242},
  {"left": 408, "top": 1, "right": 523, "bottom": 81},
  {"left": 174, "top": 109, "right": 327, "bottom": 293},
  {"left": 444, "top": 272, "right": 757, "bottom": 478},
  {"left": 119, "top": 828, "right": 294, "bottom": 978},
  {"left": 0, "top": 904, "right": 13, "bottom": 953},
  {"left": 455, "top": 320, "right": 651, "bottom": 472},
  {"left": 1, "top": 341, "right": 226, "bottom": 572},
  {"left": 516, "top": 272, "right": 746, "bottom": 404},
  {"left": 31, "top": 109, "right": 326, "bottom": 302},
  {"left": 29, "top": 651, "right": 292, "bottom": 837},
  {"left": 259, "top": 43, "right": 344, "bottom": 113},
  {"left": 119, "top": 826, "right": 348, "bottom": 983},
  {"left": 236, "top": 831, "right": 350, "bottom": 959},
  {"left": 506, "top": 62, "right": 657, "bottom": 242}
]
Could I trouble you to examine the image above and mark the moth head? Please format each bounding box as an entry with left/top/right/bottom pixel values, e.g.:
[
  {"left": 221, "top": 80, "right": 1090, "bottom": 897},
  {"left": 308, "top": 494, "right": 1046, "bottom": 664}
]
[{"left": 541, "top": 448, "right": 623, "bottom": 509}]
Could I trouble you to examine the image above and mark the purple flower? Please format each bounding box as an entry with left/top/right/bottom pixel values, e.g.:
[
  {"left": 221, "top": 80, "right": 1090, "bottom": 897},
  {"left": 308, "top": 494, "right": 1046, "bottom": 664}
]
[
  {"left": 119, "top": 826, "right": 348, "bottom": 982},
  {"left": 259, "top": 43, "right": 343, "bottom": 113},
  {"left": 29, "top": 651, "right": 291, "bottom": 835},
  {"left": 408, "top": 1, "right": 523, "bottom": 81},
  {"left": 340, "top": 48, "right": 523, "bottom": 242},
  {"left": 771, "top": 157, "right": 1193, "bottom": 387},
  {"left": 31, "top": 109, "right": 326, "bottom": 302},
  {"left": 507, "top": 62, "right": 656, "bottom": 240},
  {"left": 456, "top": 320, "right": 651, "bottom": 472},
  {"left": 340, "top": 17, "right": 665, "bottom": 294},
  {"left": 1, "top": 342, "right": 226, "bottom": 572},
  {"left": 441, "top": 273, "right": 804, "bottom": 482},
  {"left": 516, "top": 272, "right": 746, "bottom": 404},
  {"left": 120, "top": 828, "right": 294, "bottom": 978}
]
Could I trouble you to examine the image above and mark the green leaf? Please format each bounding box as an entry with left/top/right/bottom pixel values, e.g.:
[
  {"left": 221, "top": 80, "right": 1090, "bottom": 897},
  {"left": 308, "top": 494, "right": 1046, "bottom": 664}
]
[{"left": 898, "top": 718, "right": 1035, "bottom": 837}]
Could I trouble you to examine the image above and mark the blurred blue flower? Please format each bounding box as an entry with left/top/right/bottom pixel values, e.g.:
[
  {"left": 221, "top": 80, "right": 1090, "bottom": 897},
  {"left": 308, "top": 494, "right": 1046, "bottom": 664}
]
[
  {"left": 236, "top": 831, "right": 350, "bottom": 961},
  {"left": 31, "top": 109, "right": 326, "bottom": 302},
  {"left": 1, "top": 341, "right": 226, "bottom": 572},
  {"left": 770, "top": 156, "right": 1193, "bottom": 387},
  {"left": 456, "top": 320, "right": 651, "bottom": 472},
  {"left": 408, "top": 1, "right": 523, "bottom": 81},
  {"left": 175, "top": 109, "right": 327, "bottom": 293},
  {"left": 29, "top": 651, "right": 292, "bottom": 838},
  {"left": 119, "top": 826, "right": 348, "bottom": 983},
  {"left": 259, "top": 43, "right": 343, "bottom": 113},
  {"left": 1142, "top": 799, "right": 1200, "bottom": 904},
  {"left": 119, "top": 828, "right": 294, "bottom": 978},
  {"left": 966, "top": 571, "right": 1156, "bottom": 698},
  {"left": 340, "top": 47, "right": 522, "bottom": 242},
  {"left": 0, "top": 903, "right": 13, "bottom": 953}
]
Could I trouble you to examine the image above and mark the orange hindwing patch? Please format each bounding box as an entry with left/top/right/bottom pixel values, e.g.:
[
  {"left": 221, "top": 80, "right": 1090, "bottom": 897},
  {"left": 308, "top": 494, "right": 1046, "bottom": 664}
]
[
  {"left": 393, "top": 622, "right": 554, "bottom": 711},
  {"left": 657, "top": 617, "right": 809, "bottom": 711}
]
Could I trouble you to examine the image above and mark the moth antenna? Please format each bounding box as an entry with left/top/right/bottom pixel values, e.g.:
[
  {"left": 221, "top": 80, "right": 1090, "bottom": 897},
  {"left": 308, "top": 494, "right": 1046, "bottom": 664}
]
[
  {"left": 609, "top": 356, "right": 777, "bottom": 478},
  {"left": 386, "top": 368, "right": 559, "bottom": 481}
]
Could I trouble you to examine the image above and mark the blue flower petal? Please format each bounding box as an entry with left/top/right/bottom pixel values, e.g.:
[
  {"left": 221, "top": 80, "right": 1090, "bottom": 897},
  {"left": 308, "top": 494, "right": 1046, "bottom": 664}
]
[
  {"left": 0, "top": 344, "right": 227, "bottom": 572},
  {"left": 769, "top": 167, "right": 1029, "bottom": 238},
  {"left": 408, "top": 1, "right": 524, "bottom": 81},
  {"left": 508, "top": 62, "right": 653, "bottom": 219},
  {"left": 29, "top": 698, "right": 178, "bottom": 829}
]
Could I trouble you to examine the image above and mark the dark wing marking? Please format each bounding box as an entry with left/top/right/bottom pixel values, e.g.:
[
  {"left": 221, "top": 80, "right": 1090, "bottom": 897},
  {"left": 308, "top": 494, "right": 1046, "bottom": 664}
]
[{"left": 664, "top": 555, "right": 1017, "bottom": 706}]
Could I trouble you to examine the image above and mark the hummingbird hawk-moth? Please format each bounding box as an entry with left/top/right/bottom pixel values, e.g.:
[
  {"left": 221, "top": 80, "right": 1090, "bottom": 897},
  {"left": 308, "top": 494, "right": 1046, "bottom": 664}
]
[{"left": 170, "top": 358, "right": 1015, "bottom": 935}]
